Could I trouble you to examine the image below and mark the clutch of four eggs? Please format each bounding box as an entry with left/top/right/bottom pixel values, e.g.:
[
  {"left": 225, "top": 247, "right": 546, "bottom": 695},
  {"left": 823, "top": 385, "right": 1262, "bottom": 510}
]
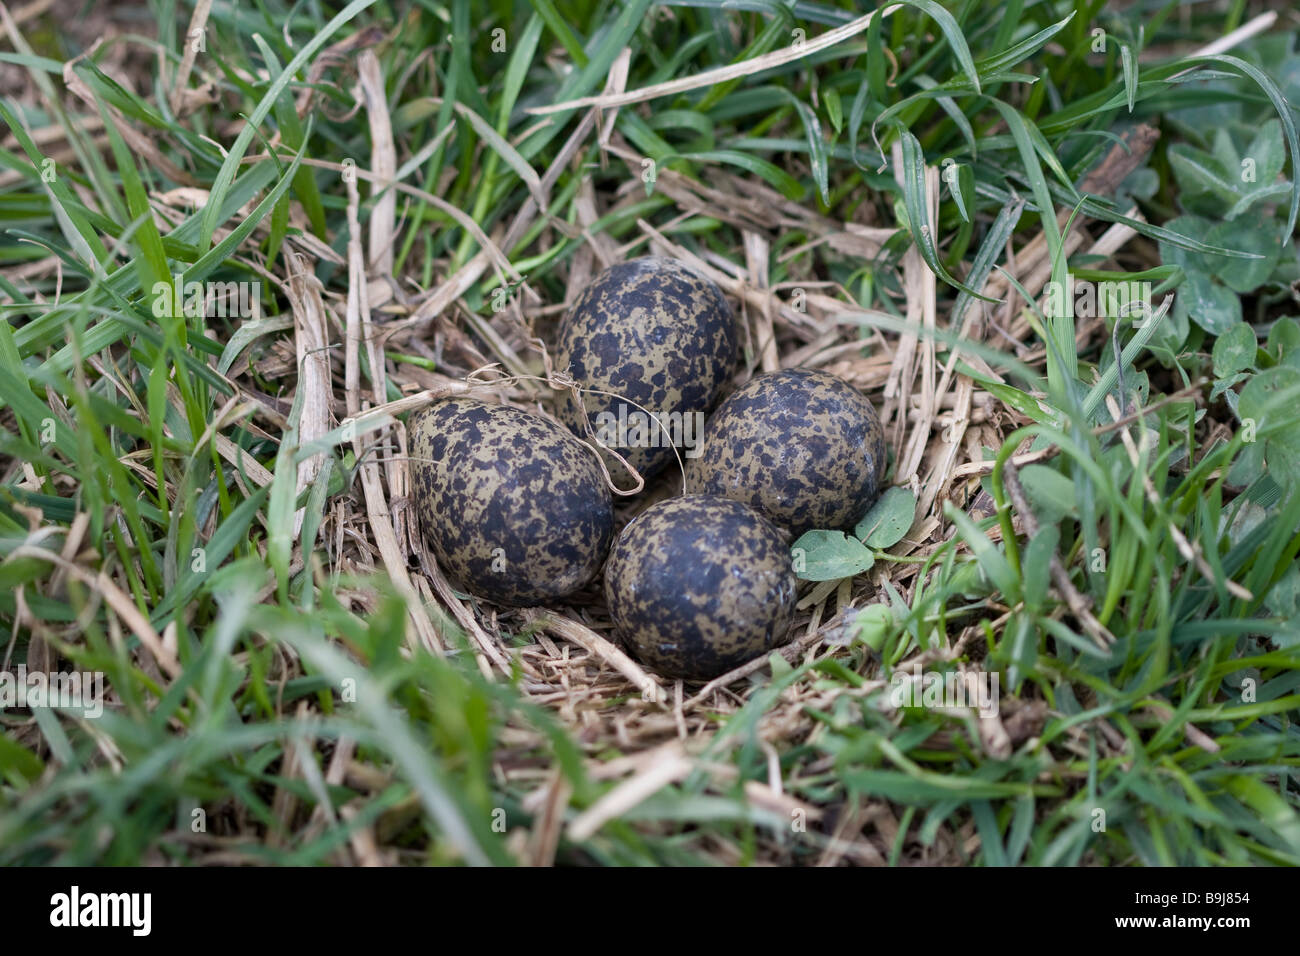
[{"left": 408, "top": 257, "right": 885, "bottom": 679}]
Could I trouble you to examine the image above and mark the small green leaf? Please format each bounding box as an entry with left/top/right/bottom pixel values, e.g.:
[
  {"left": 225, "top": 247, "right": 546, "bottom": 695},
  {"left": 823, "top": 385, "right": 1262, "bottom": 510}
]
[
  {"left": 1188, "top": 54, "right": 1300, "bottom": 236},
  {"left": 1211, "top": 219, "right": 1282, "bottom": 294},
  {"left": 1120, "top": 43, "right": 1137, "bottom": 112},
  {"left": 1242, "top": 118, "right": 1287, "bottom": 186},
  {"left": 791, "top": 530, "right": 875, "bottom": 581},
  {"left": 778, "top": 91, "right": 830, "bottom": 205},
  {"left": 855, "top": 486, "right": 917, "bottom": 548},
  {"left": 1171, "top": 120, "right": 1291, "bottom": 221},
  {"left": 823, "top": 88, "right": 843, "bottom": 134},
  {"left": 0, "top": 732, "right": 44, "bottom": 782},
  {"left": 1179, "top": 280, "right": 1241, "bottom": 335},
  {"left": 678, "top": 150, "right": 804, "bottom": 200},
  {"left": 985, "top": 382, "right": 1050, "bottom": 423},
  {"left": 952, "top": 160, "right": 975, "bottom": 223},
  {"left": 1227, "top": 438, "right": 1267, "bottom": 487},
  {"left": 851, "top": 604, "right": 893, "bottom": 652},
  {"left": 1223, "top": 775, "right": 1300, "bottom": 850},
  {"left": 1263, "top": 563, "right": 1300, "bottom": 624},
  {"left": 1161, "top": 217, "right": 1247, "bottom": 336},
  {"left": 949, "top": 559, "right": 994, "bottom": 598},
  {"left": 1213, "top": 322, "right": 1257, "bottom": 378},
  {"left": 1210, "top": 371, "right": 1249, "bottom": 402},
  {"left": 1267, "top": 317, "right": 1300, "bottom": 369},
  {"left": 1237, "top": 366, "right": 1300, "bottom": 429},
  {"left": 1018, "top": 465, "right": 1076, "bottom": 524},
  {"left": 1005, "top": 613, "right": 1037, "bottom": 691},
  {"left": 1022, "top": 525, "right": 1058, "bottom": 612},
  {"left": 1239, "top": 366, "right": 1300, "bottom": 488},
  {"left": 1168, "top": 143, "right": 1237, "bottom": 209},
  {"left": 768, "top": 651, "right": 792, "bottom": 680},
  {"left": 944, "top": 503, "right": 1020, "bottom": 602}
]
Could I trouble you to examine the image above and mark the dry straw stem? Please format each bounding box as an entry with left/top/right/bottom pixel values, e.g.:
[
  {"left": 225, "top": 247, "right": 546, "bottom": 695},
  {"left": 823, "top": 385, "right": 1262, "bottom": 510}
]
[
  {"left": 286, "top": 250, "right": 332, "bottom": 539},
  {"left": 527, "top": 5, "right": 902, "bottom": 115},
  {"left": 334, "top": 382, "right": 478, "bottom": 436},
  {"left": 245, "top": 152, "right": 524, "bottom": 301},
  {"left": 574, "top": 177, "right": 618, "bottom": 272},
  {"left": 628, "top": 210, "right": 889, "bottom": 351},
  {"left": 167, "top": 0, "right": 212, "bottom": 116},
  {"left": 1169, "top": 10, "right": 1276, "bottom": 64},
  {"left": 886, "top": 145, "right": 939, "bottom": 486},
  {"left": 340, "top": 168, "right": 444, "bottom": 656},
  {"left": 617, "top": 149, "right": 893, "bottom": 252},
  {"left": 744, "top": 230, "right": 781, "bottom": 373},
  {"left": 200, "top": 397, "right": 277, "bottom": 488},
  {"left": 267, "top": 700, "right": 314, "bottom": 850},
  {"left": 522, "top": 609, "right": 668, "bottom": 705},
  {"left": 9, "top": 546, "right": 182, "bottom": 678},
  {"left": 595, "top": 46, "right": 633, "bottom": 151},
  {"left": 303, "top": 734, "right": 354, "bottom": 833},
  {"left": 1144, "top": 699, "right": 1220, "bottom": 754},
  {"left": 683, "top": 624, "right": 831, "bottom": 710},
  {"left": 523, "top": 769, "right": 572, "bottom": 867},
  {"left": 310, "top": 735, "right": 387, "bottom": 864},
  {"left": 358, "top": 50, "right": 398, "bottom": 276},
  {"left": 817, "top": 797, "right": 888, "bottom": 866},
  {"left": 353, "top": 74, "right": 408, "bottom": 513},
  {"left": 419, "top": 556, "right": 506, "bottom": 676},
  {"left": 566, "top": 741, "right": 693, "bottom": 841},
  {"left": 0, "top": 0, "right": 53, "bottom": 36}
]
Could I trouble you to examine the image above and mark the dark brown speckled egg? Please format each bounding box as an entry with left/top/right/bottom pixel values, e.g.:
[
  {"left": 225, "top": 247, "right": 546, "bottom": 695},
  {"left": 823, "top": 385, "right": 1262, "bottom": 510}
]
[
  {"left": 408, "top": 398, "right": 614, "bottom": 606},
  {"left": 604, "top": 495, "right": 797, "bottom": 680},
  {"left": 685, "top": 368, "right": 887, "bottom": 537},
  {"left": 554, "top": 257, "right": 738, "bottom": 485}
]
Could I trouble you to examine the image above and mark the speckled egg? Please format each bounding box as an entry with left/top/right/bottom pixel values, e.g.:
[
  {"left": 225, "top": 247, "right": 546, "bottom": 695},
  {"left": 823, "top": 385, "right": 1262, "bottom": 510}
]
[
  {"left": 554, "top": 257, "right": 738, "bottom": 485},
  {"left": 408, "top": 398, "right": 614, "bottom": 606},
  {"left": 604, "top": 495, "right": 797, "bottom": 680},
  {"left": 685, "top": 368, "right": 887, "bottom": 537}
]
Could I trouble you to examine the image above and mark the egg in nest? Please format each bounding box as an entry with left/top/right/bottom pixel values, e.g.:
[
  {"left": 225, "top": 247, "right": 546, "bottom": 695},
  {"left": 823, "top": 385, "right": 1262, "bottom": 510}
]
[
  {"left": 408, "top": 398, "right": 614, "bottom": 606},
  {"left": 554, "top": 257, "right": 737, "bottom": 486},
  {"left": 685, "top": 368, "right": 887, "bottom": 537},
  {"left": 604, "top": 495, "right": 797, "bottom": 680}
]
